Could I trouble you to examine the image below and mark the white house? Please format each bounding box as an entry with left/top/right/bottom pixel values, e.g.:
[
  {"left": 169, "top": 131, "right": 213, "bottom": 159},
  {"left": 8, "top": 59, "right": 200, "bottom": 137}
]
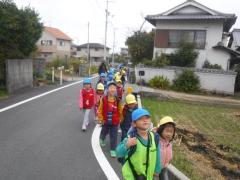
[
  {"left": 37, "top": 27, "right": 72, "bottom": 62},
  {"left": 228, "top": 29, "right": 240, "bottom": 51},
  {"left": 75, "top": 43, "right": 110, "bottom": 63},
  {"left": 145, "top": 0, "right": 237, "bottom": 70}
]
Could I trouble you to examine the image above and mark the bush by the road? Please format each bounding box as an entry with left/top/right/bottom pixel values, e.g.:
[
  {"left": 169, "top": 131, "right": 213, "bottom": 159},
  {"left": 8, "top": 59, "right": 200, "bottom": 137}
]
[
  {"left": 149, "top": 75, "right": 170, "bottom": 89},
  {"left": 172, "top": 69, "right": 200, "bottom": 92}
]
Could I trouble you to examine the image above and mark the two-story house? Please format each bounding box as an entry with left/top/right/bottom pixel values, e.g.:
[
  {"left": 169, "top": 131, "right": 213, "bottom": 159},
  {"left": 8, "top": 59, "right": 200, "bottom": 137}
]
[
  {"left": 75, "top": 43, "right": 110, "bottom": 64},
  {"left": 37, "top": 26, "right": 72, "bottom": 62},
  {"left": 145, "top": 0, "right": 238, "bottom": 70}
]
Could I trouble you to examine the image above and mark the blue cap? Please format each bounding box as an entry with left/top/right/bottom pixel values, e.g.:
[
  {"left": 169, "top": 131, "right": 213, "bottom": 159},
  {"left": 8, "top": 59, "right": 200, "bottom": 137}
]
[
  {"left": 83, "top": 78, "right": 91, "bottom": 84},
  {"left": 132, "top": 108, "right": 150, "bottom": 122},
  {"left": 107, "top": 81, "right": 117, "bottom": 87},
  {"left": 100, "top": 73, "right": 106, "bottom": 77}
]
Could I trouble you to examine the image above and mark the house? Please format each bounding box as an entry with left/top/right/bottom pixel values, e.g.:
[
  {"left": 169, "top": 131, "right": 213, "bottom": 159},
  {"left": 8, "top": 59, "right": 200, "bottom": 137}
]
[
  {"left": 228, "top": 29, "right": 240, "bottom": 51},
  {"left": 37, "top": 26, "right": 72, "bottom": 62},
  {"left": 145, "top": 0, "right": 237, "bottom": 70},
  {"left": 75, "top": 43, "right": 110, "bottom": 64}
]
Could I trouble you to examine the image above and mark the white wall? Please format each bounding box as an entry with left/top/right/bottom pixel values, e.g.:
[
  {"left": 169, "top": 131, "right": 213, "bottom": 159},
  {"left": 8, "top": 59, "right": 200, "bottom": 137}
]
[
  {"left": 76, "top": 48, "right": 110, "bottom": 58},
  {"left": 37, "top": 31, "right": 57, "bottom": 46},
  {"left": 135, "top": 67, "right": 237, "bottom": 94},
  {"left": 154, "top": 20, "right": 230, "bottom": 70},
  {"left": 56, "top": 39, "right": 71, "bottom": 52}
]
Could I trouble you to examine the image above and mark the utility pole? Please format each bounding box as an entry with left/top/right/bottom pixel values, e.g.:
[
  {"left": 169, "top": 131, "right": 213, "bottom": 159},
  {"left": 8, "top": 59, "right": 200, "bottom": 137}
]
[
  {"left": 104, "top": 0, "right": 109, "bottom": 65},
  {"left": 87, "top": 22, "right": 90, "bottom": 76},
  {"left": 112, "top": 29, "right": 116, "bottom": 67}
]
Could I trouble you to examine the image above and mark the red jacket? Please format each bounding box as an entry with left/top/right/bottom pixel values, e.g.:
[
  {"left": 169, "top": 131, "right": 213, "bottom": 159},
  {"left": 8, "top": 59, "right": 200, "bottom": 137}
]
[
  {"left": 117, "top": 86, "right": 124, "bottom": 99},
  {"left": 79, "top": 88, "right": 95, "bottom": 109},
  {"left": 102, "top": 96, "right": 120, "bottom": 125}
]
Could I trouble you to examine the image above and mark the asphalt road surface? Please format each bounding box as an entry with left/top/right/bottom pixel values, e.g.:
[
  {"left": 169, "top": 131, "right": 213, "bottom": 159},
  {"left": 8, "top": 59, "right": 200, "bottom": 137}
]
[{"left": 0, "top": 80, "right": 110, "bottom": 180}]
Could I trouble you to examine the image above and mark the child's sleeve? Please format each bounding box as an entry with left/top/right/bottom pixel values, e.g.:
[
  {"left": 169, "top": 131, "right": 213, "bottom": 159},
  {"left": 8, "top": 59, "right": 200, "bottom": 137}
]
[
  {"left": 155, "top": 143, "right": 162, "bottom": 174},
  {"left": 118, "top": 102, "right": 124, "bottom": 122},
  {"left": 116, "top": 138, "right": 129, "bottom": 158},
  {"left": 98, "top": 98, "right": 104, "bottom": 123},
  {"left": 79, "top": 90, "right": 83, "bottom": 109}
]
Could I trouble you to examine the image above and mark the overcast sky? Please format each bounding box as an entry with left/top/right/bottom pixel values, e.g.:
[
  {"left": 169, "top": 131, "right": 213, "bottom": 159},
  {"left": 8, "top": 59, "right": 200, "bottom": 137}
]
[{"left": 14, "top": 0, "right": 240, "bottom": 53}]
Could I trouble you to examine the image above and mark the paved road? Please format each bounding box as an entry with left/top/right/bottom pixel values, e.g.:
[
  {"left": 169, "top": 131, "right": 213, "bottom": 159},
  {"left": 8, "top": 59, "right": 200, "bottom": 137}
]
[{"left": 0, "top": 79, "right": 108, "bottom": 180}]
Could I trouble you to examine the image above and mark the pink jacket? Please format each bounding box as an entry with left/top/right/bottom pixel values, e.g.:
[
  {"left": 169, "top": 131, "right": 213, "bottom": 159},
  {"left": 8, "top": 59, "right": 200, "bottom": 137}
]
[
  {"left": 160, "top": 138, "right": 173, "bottom": 168},
  {"left": 95, "top": 92, "right": 104, "bottom": 106},
  {"left": 79, "top": 88, "right": 95, "bottom": 109}
]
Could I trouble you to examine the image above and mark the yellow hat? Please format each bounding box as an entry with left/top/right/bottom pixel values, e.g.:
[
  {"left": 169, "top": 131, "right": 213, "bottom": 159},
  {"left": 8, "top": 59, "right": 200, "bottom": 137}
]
[
  {"left": 116, "top": 78, "right": 122, "bottom": 83},
  {"left": 157, "top": 116, "right": 176, "bottom": 127},
  {"left": 97, "top": 83, "right": 104, "bottom": 91},
  {"left": 126, "top": 94, "right": 137, "bottom": 104},
  {"left": 121, "top": 70, "right": 126, "bottom": 75},
  {"left": 127, "top": 87, "right": 133, "bottom": 94}
]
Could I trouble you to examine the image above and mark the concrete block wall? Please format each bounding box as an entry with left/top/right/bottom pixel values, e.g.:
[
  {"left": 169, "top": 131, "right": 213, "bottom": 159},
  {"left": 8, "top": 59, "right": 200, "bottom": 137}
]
[
  {"left": 135, "top": 66, "right": 237, "bottom": 94},
  {"left": 6, "top": 59, "right": 33, "bottom": 93}
]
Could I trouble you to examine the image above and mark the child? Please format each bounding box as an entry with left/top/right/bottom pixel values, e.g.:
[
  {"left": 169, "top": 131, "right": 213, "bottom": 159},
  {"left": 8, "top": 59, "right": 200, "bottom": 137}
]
[
  {"left": 116, "top": 108, "right": 161, "bottom": 179},
  {"left": 98, "top": 81, "right": 123, "bottom": 157},
  {"left": 120, "top": 69, "right": 126, "bottom": 87},
  {"left": 94, "top": 83, "right": 105, "bottom": 121},
  {"left": 120, "top": 94, "right": 137, "bottom": 140},
  {"left": 79, "top": 78, "right": 95, "bottom": 131},
  {"left": 156, "top": 116, "right": 176, "bottom": 179},
  {"left": 97, "top": 73, "right": 107, "bottom": 89},
  {"left": 116, "top": 79, "right": 124, "bottom": 100}
]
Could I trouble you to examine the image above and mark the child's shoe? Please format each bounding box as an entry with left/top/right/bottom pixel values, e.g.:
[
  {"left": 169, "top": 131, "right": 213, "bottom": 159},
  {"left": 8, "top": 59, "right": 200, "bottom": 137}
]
[
  {"left": 99, "top": 139, "right": 106, "bottom": 147},
  {"left": 110, "top": 150, "right": 116, "bottom": 158}
]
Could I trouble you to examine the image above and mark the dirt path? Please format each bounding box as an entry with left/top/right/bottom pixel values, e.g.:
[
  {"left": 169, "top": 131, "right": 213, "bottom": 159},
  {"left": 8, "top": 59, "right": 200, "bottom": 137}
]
[{"left": 128, "top": 84, "right": 240, "bottom": 107}]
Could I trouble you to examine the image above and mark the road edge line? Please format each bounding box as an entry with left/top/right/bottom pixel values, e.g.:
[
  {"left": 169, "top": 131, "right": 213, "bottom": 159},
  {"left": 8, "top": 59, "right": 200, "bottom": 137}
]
[
  {"left": 91, "top": 125, "right": 120, "bottom": 180},
  {"left": 0, "top": 76, "right": 98, "bottom": 113}
]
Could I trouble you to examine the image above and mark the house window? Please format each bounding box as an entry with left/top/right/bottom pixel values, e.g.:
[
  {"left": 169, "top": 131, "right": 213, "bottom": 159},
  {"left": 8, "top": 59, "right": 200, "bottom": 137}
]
[
  {"left": 41, "top": 40, "right": 52, "bottom": 46},
  {"left": 59, "top": 41, "right": 65, "bottom": 46},
  {"left": 168, "top": 30, "right": 206, "bottom": 49},
  {"left": 95, "top": 48, "right": 98, "bottom": 51}
]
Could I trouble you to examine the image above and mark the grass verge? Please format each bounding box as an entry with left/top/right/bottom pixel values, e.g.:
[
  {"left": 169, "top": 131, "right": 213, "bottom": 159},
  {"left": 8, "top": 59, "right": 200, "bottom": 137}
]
[{"left": 142, "top": 98, "right": 240, "bottom": 179}]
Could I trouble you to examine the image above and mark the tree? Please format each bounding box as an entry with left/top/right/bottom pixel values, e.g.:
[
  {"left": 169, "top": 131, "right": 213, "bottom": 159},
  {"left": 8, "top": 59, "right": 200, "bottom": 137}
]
[
  {"left": 126, "top": 30, "right": 154, "bottom": 65},
  {"left": 0, "top": 0, "right": 43, "bottom": 87},
  {"left": 169, "top": 41, "right": 198, "bottom": 67}
]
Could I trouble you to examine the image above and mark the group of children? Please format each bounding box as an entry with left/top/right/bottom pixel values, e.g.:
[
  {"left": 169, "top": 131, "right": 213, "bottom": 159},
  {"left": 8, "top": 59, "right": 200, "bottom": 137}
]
[{"left": 79, "top": 66, "right": 177, "bottom": 179}]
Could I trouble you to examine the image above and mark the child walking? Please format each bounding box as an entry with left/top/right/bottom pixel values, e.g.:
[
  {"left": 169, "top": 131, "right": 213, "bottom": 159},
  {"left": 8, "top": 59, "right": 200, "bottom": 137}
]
[
  {"left": 79, "top": 78, "right": 95, "bottom": 131},
  {"left": 116, "top": 78, "right": 124, "bottom": 100},
  {"left": 156, "top": 116, "right": 176, "bottom": 179},
  {"left": 98, "top": 81, "right": 123, "bottom": 157},
  {"left": 94, "top": 83, "right": 105, "bottom": 121},
  {"left": 116, "top": 108, "right": 161, "bottom": 180},
  {"left": 120, "top": 94, "right": 137, "bottom": 140}
]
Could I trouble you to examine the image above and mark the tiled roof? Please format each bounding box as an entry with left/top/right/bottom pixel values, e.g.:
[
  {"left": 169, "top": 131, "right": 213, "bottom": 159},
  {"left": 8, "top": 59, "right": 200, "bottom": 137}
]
[
  {"left": 45, "top": 27, "right": 72, "bottom": 41},
  {"left": 213, "top": 44, "right": 240, "bottom": 57},
  {"left": 145, "top": 0, "right": 236, "bottom": 32}
]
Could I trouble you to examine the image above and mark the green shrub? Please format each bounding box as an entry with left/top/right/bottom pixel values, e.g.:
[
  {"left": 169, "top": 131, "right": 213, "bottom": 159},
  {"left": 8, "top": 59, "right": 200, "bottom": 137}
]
[
  {"left": 142, "top": 58, "right": 154, "bottom": 66},
  {"left": 154, "top": 53, "right": 170, "bottom": 67},
  {"left": 203, "top": 60, "right": 222, "bottom": 69},
  {"left": 46, "top": 58, "right": 65, "bottom": 68},
  {"left": 172, "top": 69, "right": 200, "bottom": 92},
  {"left": 169, "top": 41, "right": 198, "bottom": 67},
  {"left": 89, "top": 65, "right": 98, "bottom": 74},
  {"left": 142, "top": 54, "right": 170, "bottom": 67},
  {"left": 149, "top": 75, "right": 170, "bottom": 89},
  {"left": 69, "top": 59, "right": 83, "bottom": 74}
]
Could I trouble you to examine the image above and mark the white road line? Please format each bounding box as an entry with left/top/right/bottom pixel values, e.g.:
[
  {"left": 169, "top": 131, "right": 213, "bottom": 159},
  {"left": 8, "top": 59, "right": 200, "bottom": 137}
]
[
  {"left": 0, "top": 75, "right": 120, "bottom": 180},
  {"left": 91, "top": 125, "right": 120, "bottom": 180},
  {"left": 0, "top": 76, "right": 97, "bottom": 113}
]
